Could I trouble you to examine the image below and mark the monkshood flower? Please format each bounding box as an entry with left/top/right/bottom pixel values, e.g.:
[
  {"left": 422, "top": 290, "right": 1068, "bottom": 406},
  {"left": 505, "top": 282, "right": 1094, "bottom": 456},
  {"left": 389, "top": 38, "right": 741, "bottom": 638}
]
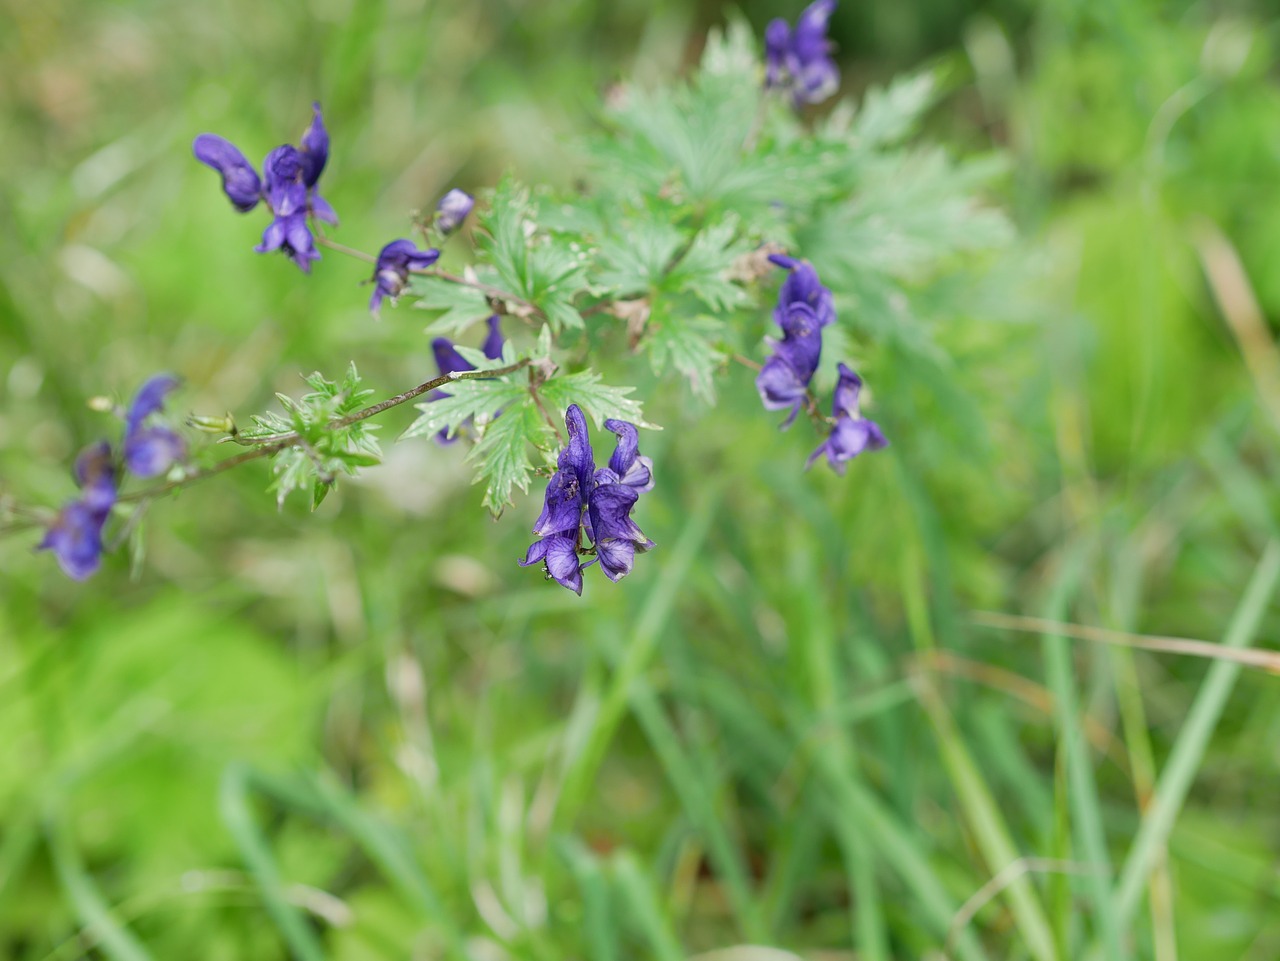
[
  {"left": 757, "top": 253, "right": 832, "bottom": 428},
  {"left": 428, "top": 316, "right": 506, "bottom": 443},
  {"left": 369, "top": 239, "right": 441, "bottom": 316},
  {"left": 37, "top": 441, "right": 116, "bottom": 581},
  {"left": 123, "top": 374, "right": 187, "bottom": 477},
  {"left": 807, "top": 363, "right": 887, "bottom": 474},
  {"left": 764, "top": 0, "right": 840, "bottom": 106},
  {"left": 38, "top": 375, "right": 187, "bottom": 580},
  {"left": 436, "top": 189, "right": 475, "bottom": 235},
  {"left": 521, "top": 405, "right": 654, "bottom": 594},
  {"left": 193, "top": 103, "right": 337, "bottom": 272}
]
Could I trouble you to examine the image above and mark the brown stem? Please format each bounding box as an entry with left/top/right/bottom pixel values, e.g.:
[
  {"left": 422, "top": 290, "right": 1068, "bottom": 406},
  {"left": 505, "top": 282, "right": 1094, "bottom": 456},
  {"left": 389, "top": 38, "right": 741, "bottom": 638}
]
[{"left": 109, "top": 358, "right": 533, "bottom": 509}]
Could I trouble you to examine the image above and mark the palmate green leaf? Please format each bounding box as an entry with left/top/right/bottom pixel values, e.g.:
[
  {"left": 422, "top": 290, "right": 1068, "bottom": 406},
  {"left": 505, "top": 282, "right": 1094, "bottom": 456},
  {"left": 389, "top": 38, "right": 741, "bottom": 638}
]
[
  {"left": 594, "top": 221, "right": 684, "bottom": 297},
  {"left": 410, "top": 277, "right": 492, "bottom": 338},
  {"left": 540, "top": 371, "right": 653, "bottom": 428},
  {"left": 469, "top": 401, "right": 554, "bottom": 516},
  {"left": 401, "top": 377, "right": 528, "bottom": 442},
  {"left": 475, "top": 176, "right": 588, "bottom": 332},
  {"left": 664, "top": 218, "right": 750, "bottom": 312},
  {"left": 643, "top": 312, "right": 725, "bottom": 404},
  {"left": 845, "top": 72, "right": 937, "bottom": 151}
]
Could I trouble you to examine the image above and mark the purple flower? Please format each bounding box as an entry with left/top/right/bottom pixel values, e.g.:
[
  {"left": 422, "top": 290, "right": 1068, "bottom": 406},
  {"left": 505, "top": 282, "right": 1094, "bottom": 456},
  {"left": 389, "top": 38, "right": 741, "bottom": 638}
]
[
  {"left": 193, "top": 103, "right": 339, "bottom": 271},
  {"left": 764, "top": 0, "right": 840, "bottom": 106},
  {"left": 192, "top": 135, "right": 262, "bottom": 212},
  {"left": 436, "top": 189, "right": 475, "bottom": 235},
  {"left": 370, "top": 239, "right": 441, "bottom": 317},
  {"left": 521, "top": 404, "right": 654, "bottom": 594},
  {"left": 122, "top": 374, "right": 186, "bottom": 478},
  {"left": 807, "top": 363, "right": 887, "bottom": 474},
  {"left": 757, "top": 254, "right": 832, "bottom": 429},
  {"left": 427, "top": 317, "right": 506, "bottom": 443},
  {"left": 37, "top": 441, "right": 117, "bottom": 581}
]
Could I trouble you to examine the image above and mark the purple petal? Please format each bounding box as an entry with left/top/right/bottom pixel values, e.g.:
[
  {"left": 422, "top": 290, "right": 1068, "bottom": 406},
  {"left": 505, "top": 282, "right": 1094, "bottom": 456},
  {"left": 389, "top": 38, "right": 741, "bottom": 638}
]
[
  {"left": 482, "top": 315, "right": 504, "bottom": 360},
  {"left": 561, "top": 404, "right": 596, "bottom": 496},
  {"left": 38, "top": 500, "right": 108, "bottom": 580},
  {"left": 519, "top": 532, "right": 583, "bottom": 595},
  {"left": 124, "top": 426, "right": 186, "bottom": 478},
  {"left": 532, "top": 469, "right": 584, "bottom": 536},
  {"left": 807, "top": 416, "right": 887, "bottom": 474},
  {"left": 192, "top": 134, "right": 262, "bottom": 212},
  {"left": 831, "top": 362, "right": 864, "bottom": 418},
  {"left": 73, "top": 440, "right": 117, "bottom": 513},
  {"left": 299, "top": 102, "right": 329, "bottom": 188},
  {"left": 603, "top": 419, "right": 654, "bottom": 492},
  {"left": 432, "top": 338, "right": 474, "bottom": 377},
  {"left": 764, "top": 19, "right": 791, "bottom": 87},
  {"left": 308, "top": 189, "right": 339, "bottom": 226},
  {"left": 436, "top": 189, "right": 475, "bottom": 234},
  {"left": 262, "top": 146, "right": 306, "bottom": 215},
  {"left": 125, "top": 374, "right": 180, "bottom": 436}
]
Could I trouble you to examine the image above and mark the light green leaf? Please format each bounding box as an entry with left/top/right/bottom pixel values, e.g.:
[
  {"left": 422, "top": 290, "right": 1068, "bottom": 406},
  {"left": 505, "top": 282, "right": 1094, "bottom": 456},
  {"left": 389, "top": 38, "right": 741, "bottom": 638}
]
[
  {"left": 401, "top": 378, "right": 528, "bottom": 442},
  {"left": 540, "top": 371, "right": 654, "bottom": 429}
]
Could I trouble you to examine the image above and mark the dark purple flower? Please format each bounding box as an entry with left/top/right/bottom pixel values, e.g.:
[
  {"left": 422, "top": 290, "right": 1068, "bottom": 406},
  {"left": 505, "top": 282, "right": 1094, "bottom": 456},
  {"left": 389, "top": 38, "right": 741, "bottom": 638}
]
[
  {"left": 370, "top": 239, "right": 441, "bottom": 317},
  {"left": 807, "top": 363, "right": 887, "bottom": 474},
  {"left": 522, "top": 404, "right": 654, "bottom": 594},
  {"left": 37, "top": 440, "right": 118, "bottom": 581},
  {"left": 193, "top": 135, "right": 262, "bottom": 212},
  {"left": 603, "top": 418, "right": 654, "bottom": 492},
  {"left": 586, "top": 477, "right": 654, "bottom": 582},
  {"left": 482, "top": 314, "right": 504, "bottom": 361},
  {"left": 436, "top": 189, "right": 475, "bottom": 235},
  {"left": 518, "top": 531, "right": 584, "bottom": 595},
  {"left": 122, "top": 374, "right": 186, "bottom": 477},
  {"left": 757, "top": 255, "right": 832, "bottom": 429},
  {"left": 193, "top": 103, "right": 339, "bottom": 270},
  {"left": 427, "top": 318, "right": 507, "bottom": 444},
  {"left": 764, "top": 0, "right": 840, "bottom": 106},
  {"left": 299, "top": 103, "right": 338, "bottom": 226}
]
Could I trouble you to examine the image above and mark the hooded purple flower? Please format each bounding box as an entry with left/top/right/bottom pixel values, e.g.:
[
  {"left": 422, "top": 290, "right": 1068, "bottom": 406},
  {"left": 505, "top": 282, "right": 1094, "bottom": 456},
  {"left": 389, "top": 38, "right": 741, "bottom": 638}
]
[
  {"left": 427, "top": 317, "right": 506, "bottom": 444},
  {"left": 122, "top": 374, "right": 186, "bottom": 477},
  {"left": 436, "top": 189, "right": 475, "bottom": 235},
  {"left": 37, "top": 441, "right": 117, "bottom": 581},
  {"left": 764, "top": 0, "right": 840, "bottom": 106},
  {"left": 193, "top": 103, "right": 338, "bottom": 271},
  {"left": 807, "top": 363, "right": 887, "bottom": 474},
  {"left": 521, "top": 404, "right": 654, "bottom": 593},
  {"left": 370, "top": 239, "right": 441, "bottom": 316},
  {"left": 757, "top": 254, "right": 832, "bottom": 429}
]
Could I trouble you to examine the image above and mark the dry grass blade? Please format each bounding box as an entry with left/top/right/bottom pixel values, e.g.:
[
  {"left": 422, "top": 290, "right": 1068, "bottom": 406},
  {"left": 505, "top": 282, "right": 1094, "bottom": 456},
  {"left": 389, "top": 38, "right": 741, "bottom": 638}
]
[{"left": 970, "top": 611, "right": 1280, "bottom": 673}]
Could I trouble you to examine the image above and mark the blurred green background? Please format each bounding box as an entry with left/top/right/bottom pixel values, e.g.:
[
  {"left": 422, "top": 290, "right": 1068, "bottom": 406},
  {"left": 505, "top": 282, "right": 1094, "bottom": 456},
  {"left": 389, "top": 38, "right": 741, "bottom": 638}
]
[{"left": 4, "top": 0, "right": 1280, "bottom": 958}]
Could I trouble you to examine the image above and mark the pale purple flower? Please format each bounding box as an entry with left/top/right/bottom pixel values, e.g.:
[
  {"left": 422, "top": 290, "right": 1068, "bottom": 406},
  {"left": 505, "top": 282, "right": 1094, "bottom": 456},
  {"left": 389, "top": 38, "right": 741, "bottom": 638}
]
[
  {"left": 436, "top": 189, "right": 475, "bottom": 235},
  {"left": 122, "top": 374, "right": 186, "bottom": 477},
  {"left": 807, "top": 363, "right": 887, "bottom": 473},
  {"left": 370, "top": 239, "right": 440, "bottom": 316},
  {"left": 764, "top": 0, "right": 840, "bottom": 106},
  {"left": 37, "top": 441, "right": 116, "bottom": 581},
  {"left": 193, "top": 103, "right": 339, "bottom": 271}
]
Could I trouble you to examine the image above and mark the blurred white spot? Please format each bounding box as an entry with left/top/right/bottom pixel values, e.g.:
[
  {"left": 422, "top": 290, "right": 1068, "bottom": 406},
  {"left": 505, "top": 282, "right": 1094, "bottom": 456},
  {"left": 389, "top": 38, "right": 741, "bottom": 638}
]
[
  {"left": 7, "top": 357, "right": 43, "bottom": 400},
  {"left": 59, "top": 244, "right": 132, "bottom": 299}
]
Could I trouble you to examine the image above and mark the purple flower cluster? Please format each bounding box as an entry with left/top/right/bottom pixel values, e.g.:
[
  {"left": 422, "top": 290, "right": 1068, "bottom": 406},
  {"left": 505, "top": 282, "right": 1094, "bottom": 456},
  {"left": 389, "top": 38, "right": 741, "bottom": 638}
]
[
  {"left": 38, "top": 375, "right": 185, "bottom": 580},
  {"left": 193, "top": 104, "right": 337, "bottom": 272},
  {"left": 765, "top": 0, "right": 840, "bottom": 106},
  {"left": 370, "top": 240, "right": 440, "bottom": 317},
  {"left": 757, "top": 255, "right": 886, "bottom": 471},
  {"left": 520, "top": 405, "right": 654, "bottom": 594},
  {"left": 757, "top": 253, "right": 833, "bottom": 429}
]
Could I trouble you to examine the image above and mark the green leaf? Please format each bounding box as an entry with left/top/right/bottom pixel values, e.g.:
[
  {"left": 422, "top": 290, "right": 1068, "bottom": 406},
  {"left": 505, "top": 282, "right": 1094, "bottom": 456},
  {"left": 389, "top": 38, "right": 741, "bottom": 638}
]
[
  {"left": 644, "top": 314, "right": 724, "bottom": 404},
  {"left": 540, "top": 371, "right": 654, "bottom": 428},
  {"left": 469, "top": 401, "right": 554, "bottom": 516},
  {"left": 401, "top": 377, "right": 527, "bottom": 442},
  {"left": 847, "top": 72, "right": 937, "bottom": 151},
  {"left": 411, "top": 277, "right": 492, "bottom": 338},
  {"left": 665, "top": 218, "right": 750, "bottom": 312}
]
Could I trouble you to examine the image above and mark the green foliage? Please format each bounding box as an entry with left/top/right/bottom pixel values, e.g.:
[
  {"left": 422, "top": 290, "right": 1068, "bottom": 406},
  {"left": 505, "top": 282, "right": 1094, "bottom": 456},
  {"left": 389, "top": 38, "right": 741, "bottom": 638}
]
[{"left": 242, "top": 365, "right": 382, "bottom": 509}]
